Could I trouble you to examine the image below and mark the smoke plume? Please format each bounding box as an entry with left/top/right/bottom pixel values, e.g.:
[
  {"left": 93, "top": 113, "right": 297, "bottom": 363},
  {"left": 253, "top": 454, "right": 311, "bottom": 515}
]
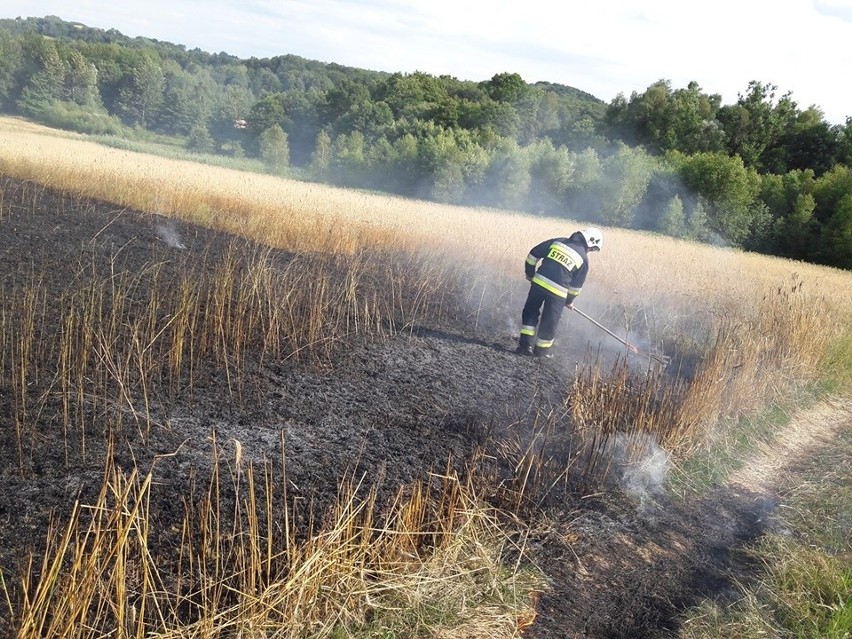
[{"left": 156, "top": 223, "right": 187, "bottom": 249}]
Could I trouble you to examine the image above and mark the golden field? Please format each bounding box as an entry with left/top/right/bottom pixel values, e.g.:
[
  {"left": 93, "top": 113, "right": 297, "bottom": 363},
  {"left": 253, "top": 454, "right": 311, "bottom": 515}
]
[{"left": 3, "top": 115, "right": 850, "bottom": 314}]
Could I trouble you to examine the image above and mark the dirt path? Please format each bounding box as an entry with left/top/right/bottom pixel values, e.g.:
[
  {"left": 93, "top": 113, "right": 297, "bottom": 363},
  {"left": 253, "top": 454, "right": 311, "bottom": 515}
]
[
  {"left": 524, "top": 395, "right": 852, "bottom": 639},
  {"left": 729, "top": 396, "right": 852, "bottom": 492}
]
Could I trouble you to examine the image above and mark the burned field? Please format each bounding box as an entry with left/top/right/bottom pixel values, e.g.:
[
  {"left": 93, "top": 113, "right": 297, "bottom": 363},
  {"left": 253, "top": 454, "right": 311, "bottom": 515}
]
[{"left": 0, "top": 177, "right": 812, "bottom": 637}]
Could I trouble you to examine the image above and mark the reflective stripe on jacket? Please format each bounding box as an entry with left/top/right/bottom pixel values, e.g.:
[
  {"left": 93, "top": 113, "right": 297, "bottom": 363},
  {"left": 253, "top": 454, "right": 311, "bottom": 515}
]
[{"left": 524, "top": 233, "right": 589, "bottom": 302}]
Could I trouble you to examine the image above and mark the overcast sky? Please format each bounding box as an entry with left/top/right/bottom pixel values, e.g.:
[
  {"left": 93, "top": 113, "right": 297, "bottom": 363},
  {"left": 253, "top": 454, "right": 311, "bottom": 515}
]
[{"left": 4, "top": 0, "right": 851, "bottom": 125}]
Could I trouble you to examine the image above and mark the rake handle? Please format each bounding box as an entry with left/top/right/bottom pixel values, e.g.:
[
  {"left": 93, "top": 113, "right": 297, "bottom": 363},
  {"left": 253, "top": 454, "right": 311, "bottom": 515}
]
[
  {"left": 570, "top": 307, "right": 636, "bottom": 351},
  {"left": 571, "top": 307, "right": 670, "bottom": 364}
]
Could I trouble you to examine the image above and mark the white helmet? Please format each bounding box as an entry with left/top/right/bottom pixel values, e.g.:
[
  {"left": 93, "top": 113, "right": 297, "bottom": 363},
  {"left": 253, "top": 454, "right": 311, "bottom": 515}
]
[{"left": 579, "top": 227, "right": 603, "bottom": 252}]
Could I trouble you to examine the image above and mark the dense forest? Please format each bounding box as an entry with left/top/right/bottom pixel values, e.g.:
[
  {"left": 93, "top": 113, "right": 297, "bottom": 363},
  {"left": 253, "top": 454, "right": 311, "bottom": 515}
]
[{"left": 1, "top": 15, "right": 850, "bottom": 269}]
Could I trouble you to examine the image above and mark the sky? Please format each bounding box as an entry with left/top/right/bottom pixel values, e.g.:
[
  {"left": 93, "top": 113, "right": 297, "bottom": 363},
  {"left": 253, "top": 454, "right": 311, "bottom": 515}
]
[{"left": 3, "top": 0, "right": 851, "bottom": 125}]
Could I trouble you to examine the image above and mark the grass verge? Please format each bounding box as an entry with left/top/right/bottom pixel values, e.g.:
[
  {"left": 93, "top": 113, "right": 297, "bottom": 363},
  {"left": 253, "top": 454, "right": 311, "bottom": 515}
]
[{"left": 678, "top": 411, "right": 852, "bottom": 638}]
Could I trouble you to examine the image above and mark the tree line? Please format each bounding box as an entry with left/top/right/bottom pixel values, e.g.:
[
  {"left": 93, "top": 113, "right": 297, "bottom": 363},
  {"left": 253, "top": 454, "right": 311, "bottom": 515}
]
[{"left": 1, "top": 15, "right": 850, "bottom": 269}]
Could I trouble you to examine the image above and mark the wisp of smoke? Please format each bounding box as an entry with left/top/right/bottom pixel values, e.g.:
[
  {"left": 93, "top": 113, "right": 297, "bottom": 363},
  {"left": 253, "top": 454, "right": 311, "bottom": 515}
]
[
  {"left": 605, "top": 431, "right": 670, "bottom": 509},
  {"left": 156, "top": 223, "right": 187, "bottom": 249}
]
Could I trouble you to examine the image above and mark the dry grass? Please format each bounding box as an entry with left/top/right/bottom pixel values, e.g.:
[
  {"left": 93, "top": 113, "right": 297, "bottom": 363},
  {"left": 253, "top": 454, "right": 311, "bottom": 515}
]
[
  {"left": 10, "top": 445, "right": 542, "bottom": 639},
  {"left": 0, "top": 182, "right": 506, "bottom": 469}
]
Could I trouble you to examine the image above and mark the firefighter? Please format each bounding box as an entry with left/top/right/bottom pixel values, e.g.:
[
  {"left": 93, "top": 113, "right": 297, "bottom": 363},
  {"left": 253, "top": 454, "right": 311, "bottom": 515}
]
[{"left": 516, "top": 227, "right": 603, "bottom": 358}]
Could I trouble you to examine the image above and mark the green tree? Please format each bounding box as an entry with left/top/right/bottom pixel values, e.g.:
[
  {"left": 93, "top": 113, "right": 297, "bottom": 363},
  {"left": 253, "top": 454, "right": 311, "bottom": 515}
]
[
  {"left": 155, "top": 61, "right": 213, "bottom": 135},
  {"left": 0, "top": 33, "right": 22, "bottom": 109},
  {"left": 376, "top": 71, "right": 448, "bottom": 122},
  {"left": 667, "top": 82, "right": 725, "bottom": 154},
  {"left": 819, "top": 195, "right": 852, "bottom": 268},
  {"left": 81, "top": 42, "right": 138, "bottom": 113},
  {"left": 17, "top": 38, "right": 65, "bottom": 116},
  {"left": 308, "top": 129, "right": 333, "bottom": 179},
  {"left": 331, "top": 131, "right": 366, "bottom": 185},
  {"left": 480, "top": 99, "right": 521, "bottom": 139},
  {"left": 186, "top": 122, "right": 215, "bottom": 153},
  {"left": 688, "top": 199, "right": 709, "bottom": 241},
  {"left": 320, "top": 80, "right": 372, "bottom": 134},
  {"left": 479, "top": 139, "right": 531, "bottom": 209},
  {"left": 657, "top": 195, "right": 687, "bottom": 237},
  {"left": 390, "top": 132, "right": 420, "bottom": 193},
  {"left": 481, "top": 72, "right": 529, "bottom": 103},
  {"left": 209, "top": 84, "right": 254, "bottom": 150},
  {"left": 674, "top": 151, "right": 761, "bottom": 245},
  {"left": 774, "top": 107, "right": 840, "bottom": 176},
  {"left": 527, "top": 139, "right": 576, "bottom": 213},
  {"left": 716, "top": 81, "right": 798, "bottom": 171},
  {"left": 116, "top": 53, "right": 164, "bottom": 127},
  {"left": 592, "top": 144, "right": 655, "bottom": 226},
  {"left": 605, "top": 80, "right": 724, "bottom": 154},
  {"left": 432, "top": 159, "right": 465, "bottom": 204},
  {"left": 247, "top": 93, "right": 285, "bottom": 137},
  {"left": 813, "top": 165, "right": 852, "bottom": 225},
  {"left": 277, "top": 90, "right": 322, "bottom": 165},
  {"left": 838, "top": 117, "right": 852, "bottom": 167},
  {"left": 62, "top": 48, "right": 99, "bottom": 106},
  {"left": 754, "top": 169, "right": 819, "bottom": 254},
  {"left": 516, "top": 88, "right": 560, "bottom": 143},
  {"left": 777, "top": 193, "right": 817, "bottom": 259},
  {"left": 563, "top": 147, "right": 604, "bottom": 216},
  {"left": 259, "top": 124, "right": 290, "bottom": 174}
]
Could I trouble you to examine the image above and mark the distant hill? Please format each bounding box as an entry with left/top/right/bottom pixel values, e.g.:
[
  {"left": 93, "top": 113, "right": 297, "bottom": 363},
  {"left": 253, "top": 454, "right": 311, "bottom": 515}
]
[{"left": 0, "top": 15, "right": 605, "bottom": 109}]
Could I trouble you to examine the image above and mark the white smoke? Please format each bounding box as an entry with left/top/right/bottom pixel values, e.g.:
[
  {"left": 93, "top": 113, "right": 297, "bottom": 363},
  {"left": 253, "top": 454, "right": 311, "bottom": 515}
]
[
  {"left": 156, "top": 223, "right": 187, "bottom": 249},
  {"left": 605, "top": 431, "right": 670, "bottom": 509}
]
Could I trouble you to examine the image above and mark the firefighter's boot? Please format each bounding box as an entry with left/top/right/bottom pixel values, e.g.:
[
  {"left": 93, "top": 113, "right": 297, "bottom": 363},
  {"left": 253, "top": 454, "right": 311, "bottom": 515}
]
[
  {"left": 515, "top": 334, "right": 534, "bottom": 356},
  {"left": 533, "top": 346, "right": 554, "bottom": 359}
]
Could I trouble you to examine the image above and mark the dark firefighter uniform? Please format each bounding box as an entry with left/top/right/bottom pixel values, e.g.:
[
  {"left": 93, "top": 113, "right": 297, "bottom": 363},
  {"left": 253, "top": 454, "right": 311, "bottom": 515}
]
[{"left": 518, "top": 232, "right": 590, "bottom": 356}]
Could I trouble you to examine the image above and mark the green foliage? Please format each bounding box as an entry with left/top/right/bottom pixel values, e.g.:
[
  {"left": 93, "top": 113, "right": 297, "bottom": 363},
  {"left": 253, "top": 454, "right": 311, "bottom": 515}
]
[
  {"left": 526, "top": 139, "right": 576, "bottom": 213},
  {"left": 657, "top": 194, "right": 687, "bottom": 237},
  {"left": 308, "top": 129, "right": 332, "bottom": 179},
  {"left": 115, "top": 52, "right": 164, "bottom": 127},
  {"left": 813, "top": 164, "right": 852, "bottom": 222},
  {"left": 0, "top": 32, "right": 22, "bottom": 109},
  {"left": 605, "top": 80, "right": 724, "bottom": 154},
  {"left": 478, "top": 139, "right": 531, "bottom": 209},
  {"left": 716, "top": 81, "right": 798, "bottom": 171},
  {"left": 155, "top": 60, "right": 215, "bottom": 136},
  {"left": 687, "top": 199, "right": 710, "bottom": 241},
  {"left": 247, "top": 93, "right": 285, "bottom": 138},
  {"left": 61, "top": 48, "right": 99, "bottom": 106},
  {"left": 259, "top": 124, "right": 290, "bottom": 174},
  {"left": 39, "top": 101, "right": 124, "bottom": 134},
  {"left": 331, "top": 130, "right": 366, "bottom": 185},
  {"left": 186, "top": 123, "right": 215, "bottom": 153},
  {"left": 674, "top": 151, "right": 761, "bottom": 245},
  {"left": 774, "top": 107, "right": 842, "bottom": 176},
  {"left": 432, "top": 161, "right": 465, "bottom": 204},
  {"left": 17, "top": 37, "right": 65, "bottom": 116},
  {"left": 820, "top": 195, "right": 852, "bottom": 269},
  {"left": 592, "top": 144, "right": 655, "bottom": 226},
  {"left": 481, "top": 72, "right": 529, "bottom": 104}
]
